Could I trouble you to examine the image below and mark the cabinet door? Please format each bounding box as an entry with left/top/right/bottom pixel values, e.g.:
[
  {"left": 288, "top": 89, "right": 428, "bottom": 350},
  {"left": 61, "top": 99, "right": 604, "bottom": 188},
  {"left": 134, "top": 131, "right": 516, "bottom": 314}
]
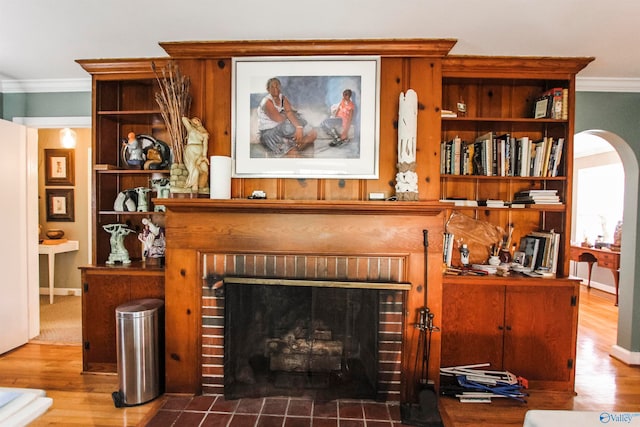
[
  {"left": 503, "top": 285, "right": 576, "bottom": 384},
  {"left": 82, "top": 272, "right": 131, "bottom": 370},
  {"left": 441, "top": 284, "right": 506, "bottom": 368},
  {"left": 129, "top": 275, "right": 165, "bottom": 301}
]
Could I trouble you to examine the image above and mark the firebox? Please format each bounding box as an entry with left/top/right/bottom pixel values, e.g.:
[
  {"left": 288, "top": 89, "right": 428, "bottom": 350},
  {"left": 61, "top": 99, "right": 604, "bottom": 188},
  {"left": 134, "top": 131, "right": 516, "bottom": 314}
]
[{"left": 223, "top": 278, "right": 397, "bottom": 401}]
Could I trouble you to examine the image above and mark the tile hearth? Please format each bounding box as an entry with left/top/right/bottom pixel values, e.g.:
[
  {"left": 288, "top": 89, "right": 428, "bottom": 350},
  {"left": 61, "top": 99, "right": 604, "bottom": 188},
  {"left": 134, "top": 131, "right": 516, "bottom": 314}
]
[{"left": 146, "top": 395, "right": 411, "bottom": 427}]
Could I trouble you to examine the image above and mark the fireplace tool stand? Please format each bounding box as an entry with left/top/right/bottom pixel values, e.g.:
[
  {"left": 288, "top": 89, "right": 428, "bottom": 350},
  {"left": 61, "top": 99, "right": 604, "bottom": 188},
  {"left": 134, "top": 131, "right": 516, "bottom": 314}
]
[
  {"left": 401, "top": 230, "right": 443, "bottom": 427},
  {"left": 401, "top": 307, "right": 443, "bottom": 427}
]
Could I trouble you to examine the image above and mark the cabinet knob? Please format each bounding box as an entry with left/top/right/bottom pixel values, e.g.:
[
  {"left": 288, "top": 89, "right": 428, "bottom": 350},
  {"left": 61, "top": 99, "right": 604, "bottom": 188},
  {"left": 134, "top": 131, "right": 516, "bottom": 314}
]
[
  {"left": 498, "top": 325, "right": 504, "bottom": 330},
  {"left": 506, "top": 325, "right": 512, "bottom": 331}
]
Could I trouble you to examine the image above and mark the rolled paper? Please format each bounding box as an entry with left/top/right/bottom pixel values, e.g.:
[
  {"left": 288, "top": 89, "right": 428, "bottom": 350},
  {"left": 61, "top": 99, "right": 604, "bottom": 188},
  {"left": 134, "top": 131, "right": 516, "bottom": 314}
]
[{"left": 209, "top": 156, "right": 232, "bottom": 199}]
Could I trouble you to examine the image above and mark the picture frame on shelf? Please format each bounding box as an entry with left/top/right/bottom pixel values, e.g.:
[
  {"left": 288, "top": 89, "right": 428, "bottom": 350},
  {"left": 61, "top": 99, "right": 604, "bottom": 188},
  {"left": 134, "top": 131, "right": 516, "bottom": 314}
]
[
  {"left": 46, "top": 189, "right": 75, "bottom": 222},
  {"left": 45, "top": 148, "right": 75, "bottom": 186},
  {"left": 232, "top": 56, "right": 381, "bottom": 178}
]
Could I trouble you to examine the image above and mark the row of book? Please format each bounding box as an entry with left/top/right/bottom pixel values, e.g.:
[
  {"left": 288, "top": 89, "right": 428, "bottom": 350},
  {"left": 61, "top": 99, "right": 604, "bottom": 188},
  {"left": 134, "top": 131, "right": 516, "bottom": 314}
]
[
  {"left": 517, "top": 230, "right": 561, "bottom": 274},
  {"left": 440, "top": 133, "right": 564, "bottom": 178},
  {"left": 534, "top": 87, "right": 569, "bottom": 120}
]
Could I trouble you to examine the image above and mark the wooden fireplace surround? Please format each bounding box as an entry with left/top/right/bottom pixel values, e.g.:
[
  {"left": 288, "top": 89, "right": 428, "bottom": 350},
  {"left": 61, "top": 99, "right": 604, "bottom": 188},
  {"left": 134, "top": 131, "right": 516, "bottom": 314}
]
[{"left": 162, "top": 198, "right": 444, "bottom": 402}]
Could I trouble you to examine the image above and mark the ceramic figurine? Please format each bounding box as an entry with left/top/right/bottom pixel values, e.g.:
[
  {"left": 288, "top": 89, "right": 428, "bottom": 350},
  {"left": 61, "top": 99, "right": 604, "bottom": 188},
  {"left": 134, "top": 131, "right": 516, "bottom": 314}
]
[
  {"left": 138, "top": 218, "right": 165, "bottom": 263},
  {"left": 123, "top": 132, "right": 144, "bottom": 167},
  {"left": 134, "top": 187, "right": 151, "bottom": 212},
  {"left": 182, "top": 116, "right": 210, "bottom": 193},
  {"left": 103, "top": 223, "right": 135, "bottom": 265}
]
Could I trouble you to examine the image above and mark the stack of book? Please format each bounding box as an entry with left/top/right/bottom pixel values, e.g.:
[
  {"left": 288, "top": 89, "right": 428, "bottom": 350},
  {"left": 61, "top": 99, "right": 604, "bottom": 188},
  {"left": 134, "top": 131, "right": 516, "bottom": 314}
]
[
  {"left": 512, "top": 189, "right": 561, "bottom": 205},
  {"left": 516, "top": 230, "right": 561, "bottom": 274}
]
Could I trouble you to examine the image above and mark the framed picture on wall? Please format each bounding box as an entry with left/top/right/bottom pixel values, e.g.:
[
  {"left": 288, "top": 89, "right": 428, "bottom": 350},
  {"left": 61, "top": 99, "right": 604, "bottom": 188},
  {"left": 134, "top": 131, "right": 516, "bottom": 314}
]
[
  {"left": 232, "top": 56, "right": 381, "bottom": 178},
  {"left": 45, "top": 148, "right": 75, "bottom": 186},
  {"left": 46, "top": 189, "right": 75, "bottom": 222}
]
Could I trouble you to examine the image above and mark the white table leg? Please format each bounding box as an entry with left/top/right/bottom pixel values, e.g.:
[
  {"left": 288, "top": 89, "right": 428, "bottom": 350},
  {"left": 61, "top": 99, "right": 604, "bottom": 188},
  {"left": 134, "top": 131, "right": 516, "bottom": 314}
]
[{"left": 47, "top": 253, "right": 55, "bottom": 304}]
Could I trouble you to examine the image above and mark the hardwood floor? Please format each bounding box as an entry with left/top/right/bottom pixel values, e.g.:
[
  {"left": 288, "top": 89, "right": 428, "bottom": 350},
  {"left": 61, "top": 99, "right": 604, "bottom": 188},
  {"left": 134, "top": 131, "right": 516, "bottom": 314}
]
[
  {"left": 0, "top": 343, "right": 164, "bottom": 426},
  {"left": 0, "top": 285, "right": 637, "bottom": 426}
]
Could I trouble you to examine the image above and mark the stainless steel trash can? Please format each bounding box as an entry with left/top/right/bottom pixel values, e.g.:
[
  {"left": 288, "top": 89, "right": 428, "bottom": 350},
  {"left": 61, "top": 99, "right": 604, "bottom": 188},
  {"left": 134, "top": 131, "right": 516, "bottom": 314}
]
[{"left": 112, "top": 298, "right": 164, "bottom": 407}]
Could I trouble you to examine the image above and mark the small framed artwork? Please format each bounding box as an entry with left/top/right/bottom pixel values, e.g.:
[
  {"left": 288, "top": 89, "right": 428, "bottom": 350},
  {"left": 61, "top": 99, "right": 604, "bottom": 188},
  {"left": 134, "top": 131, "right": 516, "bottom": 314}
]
[
  {"left": 45, "top": 149, "right": 75, "bottom": 186},
  {"left": 46, "top": 189, "right": 75, "bottom": 222},
  {"left": 232, "top": 55, "right": 381, "bottom": 178}
]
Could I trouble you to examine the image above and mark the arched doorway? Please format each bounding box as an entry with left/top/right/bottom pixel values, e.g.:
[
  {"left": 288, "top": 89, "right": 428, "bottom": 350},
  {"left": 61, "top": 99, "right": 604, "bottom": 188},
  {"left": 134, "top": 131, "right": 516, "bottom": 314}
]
[{"left": 575, "top": 130, "right": 640, "bottom": 364}]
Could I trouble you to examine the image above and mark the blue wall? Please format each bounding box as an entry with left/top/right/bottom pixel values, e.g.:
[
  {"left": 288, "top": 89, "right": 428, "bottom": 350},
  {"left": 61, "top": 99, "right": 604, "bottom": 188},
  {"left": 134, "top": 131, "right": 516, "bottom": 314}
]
[{"left": 2, "top": 92, "right": 90, "bottom": 120}]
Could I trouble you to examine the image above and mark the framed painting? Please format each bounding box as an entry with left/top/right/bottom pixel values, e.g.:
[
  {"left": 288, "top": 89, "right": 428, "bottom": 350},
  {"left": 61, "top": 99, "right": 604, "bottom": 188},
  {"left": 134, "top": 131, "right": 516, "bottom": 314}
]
[
  {"left": 46, "top": 189, "right": 75, "bottom": 222},
  {"left": 45, "top": 148, "right": 75, "bottom": 186},
  {"left": 232, "top": 56, "right": 381, "bottom": 178}
]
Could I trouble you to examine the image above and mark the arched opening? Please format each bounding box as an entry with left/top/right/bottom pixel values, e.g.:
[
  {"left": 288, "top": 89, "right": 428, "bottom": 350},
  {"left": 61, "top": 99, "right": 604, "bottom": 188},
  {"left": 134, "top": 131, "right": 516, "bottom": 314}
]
[{"left": 574, "top": 130, "right": 640, "bottom": 364}]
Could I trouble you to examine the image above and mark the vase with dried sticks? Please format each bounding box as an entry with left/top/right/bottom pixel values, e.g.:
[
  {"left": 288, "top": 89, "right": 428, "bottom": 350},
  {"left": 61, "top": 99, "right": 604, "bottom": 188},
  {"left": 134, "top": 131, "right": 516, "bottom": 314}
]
[{"left": 152, "top": 61, "right": 192, "bottom": 192}]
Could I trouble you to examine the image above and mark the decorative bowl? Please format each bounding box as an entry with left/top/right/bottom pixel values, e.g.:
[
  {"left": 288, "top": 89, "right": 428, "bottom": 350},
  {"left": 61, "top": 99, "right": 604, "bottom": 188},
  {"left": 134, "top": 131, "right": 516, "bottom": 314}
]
[{"left": 46, "top": 229, "right": 65, "bottom": 239}]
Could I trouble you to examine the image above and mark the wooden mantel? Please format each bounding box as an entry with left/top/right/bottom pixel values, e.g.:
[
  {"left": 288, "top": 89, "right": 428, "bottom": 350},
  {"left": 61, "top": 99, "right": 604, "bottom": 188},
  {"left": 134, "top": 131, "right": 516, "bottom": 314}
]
[
  {"left": 160, "top": 198, "right": 445, "bottom": 402},
  {"left": 160, "top": 198, "right": 444, "bottom": 215}
]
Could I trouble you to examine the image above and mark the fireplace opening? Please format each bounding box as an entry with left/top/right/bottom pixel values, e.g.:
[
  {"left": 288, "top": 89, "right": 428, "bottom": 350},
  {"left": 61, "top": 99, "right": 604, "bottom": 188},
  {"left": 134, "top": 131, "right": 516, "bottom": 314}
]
[{"left": 224, "top": 279, "right": 379, "bottom": 401}]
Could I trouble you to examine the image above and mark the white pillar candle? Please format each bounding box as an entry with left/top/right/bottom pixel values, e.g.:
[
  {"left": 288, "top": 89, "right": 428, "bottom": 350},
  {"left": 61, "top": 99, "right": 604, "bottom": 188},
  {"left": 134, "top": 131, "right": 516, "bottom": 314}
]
[{"left": 209, "top": 156, "right": 232, "bottom": 199}]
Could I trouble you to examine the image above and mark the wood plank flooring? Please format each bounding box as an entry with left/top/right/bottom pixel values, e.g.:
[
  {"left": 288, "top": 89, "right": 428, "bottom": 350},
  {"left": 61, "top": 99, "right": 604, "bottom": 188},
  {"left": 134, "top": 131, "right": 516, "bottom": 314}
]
[{"left": 0, "top": 285, "right": 637, "bottom": 426}]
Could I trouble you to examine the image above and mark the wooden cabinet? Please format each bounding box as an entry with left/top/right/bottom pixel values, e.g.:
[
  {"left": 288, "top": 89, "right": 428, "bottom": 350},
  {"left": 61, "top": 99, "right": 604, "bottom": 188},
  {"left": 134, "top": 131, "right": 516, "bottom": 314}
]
[
  {"left": 80, "top": 264, "right": 164, "bottom": 373},
  {"left": 441, "top": 277, "right": 579, "bottom": 391}
]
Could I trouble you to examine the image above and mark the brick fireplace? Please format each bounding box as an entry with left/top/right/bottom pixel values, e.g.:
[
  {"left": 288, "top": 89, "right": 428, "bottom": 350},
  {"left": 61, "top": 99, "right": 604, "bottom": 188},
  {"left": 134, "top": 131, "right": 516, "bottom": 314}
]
[
  {"left": 199, "top": 253, "right": 410, "bottom": 401},
  {"left": 161, "top": 199, "right": 444, "bottom": 403}
]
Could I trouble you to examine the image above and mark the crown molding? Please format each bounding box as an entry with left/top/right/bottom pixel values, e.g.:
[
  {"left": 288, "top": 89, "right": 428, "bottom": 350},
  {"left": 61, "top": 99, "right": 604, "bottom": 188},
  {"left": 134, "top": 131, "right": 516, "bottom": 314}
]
[
  {"left": 13, "top": 116, "right": 91, "bottom": 128},
  {"left": 2, "top": 76, "right": 640, "bottom": 94},
  {"left": 0, "top": 78, "right": 91, "bottom": 93},
  {"left": 576, "top": 77, "right": 640, "bottom": 93}
]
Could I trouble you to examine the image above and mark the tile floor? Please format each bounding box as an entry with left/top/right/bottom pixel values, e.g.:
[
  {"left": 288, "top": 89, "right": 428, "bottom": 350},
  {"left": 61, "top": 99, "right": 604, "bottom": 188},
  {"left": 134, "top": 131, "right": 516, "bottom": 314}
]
[{"left": 146, "top": 395, "right": 412, "bottom": 427}]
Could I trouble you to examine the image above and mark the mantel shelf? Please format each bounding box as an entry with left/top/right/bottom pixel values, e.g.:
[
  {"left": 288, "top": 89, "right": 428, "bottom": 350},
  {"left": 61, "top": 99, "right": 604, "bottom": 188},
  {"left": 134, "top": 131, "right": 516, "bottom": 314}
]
[{"left": 160, "top": 198, "right": 444, "bottom": 216}]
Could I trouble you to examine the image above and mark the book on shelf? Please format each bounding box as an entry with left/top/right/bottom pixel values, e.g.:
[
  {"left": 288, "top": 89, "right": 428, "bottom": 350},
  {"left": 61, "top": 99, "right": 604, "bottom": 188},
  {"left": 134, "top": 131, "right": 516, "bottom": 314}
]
[
  {"left": 443, "top": 232, "right": 454, "bottom": 267},
  {"left": 521, "top": 230, "right": 560, "bottom": 273},
  {"left": 441, "top": 133, "right": 563, "bottom": 178},
  {"left": 513, "top": 189, "right": 561, "bottom": 205},
  {"left": 439, "top": 199, "right": 479, "bottom": 207},
  {"left": 533, "top": 87, "right": 566, "bottom": 119},
  {"left": 441, "top": 109, "right": 458, "bottom": 118},
  {"left": 519, "top": 235, "right": 540, "bottom": 269},
  {"left": 479, "top": 199, "right": 506, "bottom": 208},
  {"left": 475, "top": 132, "right": 493, "bottom": 176}
]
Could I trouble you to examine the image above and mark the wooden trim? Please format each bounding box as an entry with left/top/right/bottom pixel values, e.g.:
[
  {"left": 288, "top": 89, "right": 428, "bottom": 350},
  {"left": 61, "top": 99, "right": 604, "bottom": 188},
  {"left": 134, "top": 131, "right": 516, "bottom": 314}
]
[
  {"left": 159, "top": 198, "right": 444, "bottom": 216},
  {"left": 76, "top": 58, "right": 169, "bottom": 76},
  {"left": 160, "top": 38, "right": 457, "bottom": 59},
  {"left": 442, "top": 55, "right": 594, "bottom": 77}
]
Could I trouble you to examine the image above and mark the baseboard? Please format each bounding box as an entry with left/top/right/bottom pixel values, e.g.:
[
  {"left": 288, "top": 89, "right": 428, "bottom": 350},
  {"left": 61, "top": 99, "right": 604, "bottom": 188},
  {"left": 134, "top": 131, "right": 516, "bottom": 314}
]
[
  {"left": 610, "top": 345, "right": 640, "bottom": 366},
  {"left": 571, "top": 276, "right": 616, "bottom": 295},
  {"left": 39, "top": 287, "right": 81, "bottom": 297}
]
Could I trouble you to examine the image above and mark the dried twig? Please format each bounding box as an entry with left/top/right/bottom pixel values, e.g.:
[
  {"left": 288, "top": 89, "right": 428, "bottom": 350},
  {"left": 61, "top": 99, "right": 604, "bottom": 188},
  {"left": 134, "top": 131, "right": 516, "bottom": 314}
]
[{"left": 152, "top": 61, "right": 191, "bottom": 164}]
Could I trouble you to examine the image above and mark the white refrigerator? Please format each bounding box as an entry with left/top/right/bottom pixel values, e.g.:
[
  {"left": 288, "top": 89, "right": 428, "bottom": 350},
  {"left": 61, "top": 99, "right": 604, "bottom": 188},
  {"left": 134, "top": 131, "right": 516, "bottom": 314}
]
[{"left": 0, "top": 119, "right": 39, "bottom": 355}]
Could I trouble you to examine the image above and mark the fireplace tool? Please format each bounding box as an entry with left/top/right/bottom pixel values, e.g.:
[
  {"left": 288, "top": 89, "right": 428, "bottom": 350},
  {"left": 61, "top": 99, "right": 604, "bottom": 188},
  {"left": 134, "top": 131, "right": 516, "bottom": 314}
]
[{"left": 401, "top": 230, "right": 443, "bottom": 427}]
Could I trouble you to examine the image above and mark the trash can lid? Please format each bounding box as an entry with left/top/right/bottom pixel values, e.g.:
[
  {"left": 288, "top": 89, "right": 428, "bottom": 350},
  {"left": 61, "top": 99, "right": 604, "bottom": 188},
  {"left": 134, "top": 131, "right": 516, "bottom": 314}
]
[{"left": 116, "top": 298, "right": 164, "bottom": 318}]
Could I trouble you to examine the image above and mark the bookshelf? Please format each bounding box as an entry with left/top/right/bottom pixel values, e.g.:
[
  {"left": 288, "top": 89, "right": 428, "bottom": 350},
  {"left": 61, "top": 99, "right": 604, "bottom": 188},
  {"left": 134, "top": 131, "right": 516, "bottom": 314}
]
[
  {"left": 439, "top": 56, "right": 592, "bottom": 392},
  {"left": 439, "top": 56, "right": 593, "bottom": 277},
  {"left": 79, "top": 61, "right": 171, "bottom": 264}
]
